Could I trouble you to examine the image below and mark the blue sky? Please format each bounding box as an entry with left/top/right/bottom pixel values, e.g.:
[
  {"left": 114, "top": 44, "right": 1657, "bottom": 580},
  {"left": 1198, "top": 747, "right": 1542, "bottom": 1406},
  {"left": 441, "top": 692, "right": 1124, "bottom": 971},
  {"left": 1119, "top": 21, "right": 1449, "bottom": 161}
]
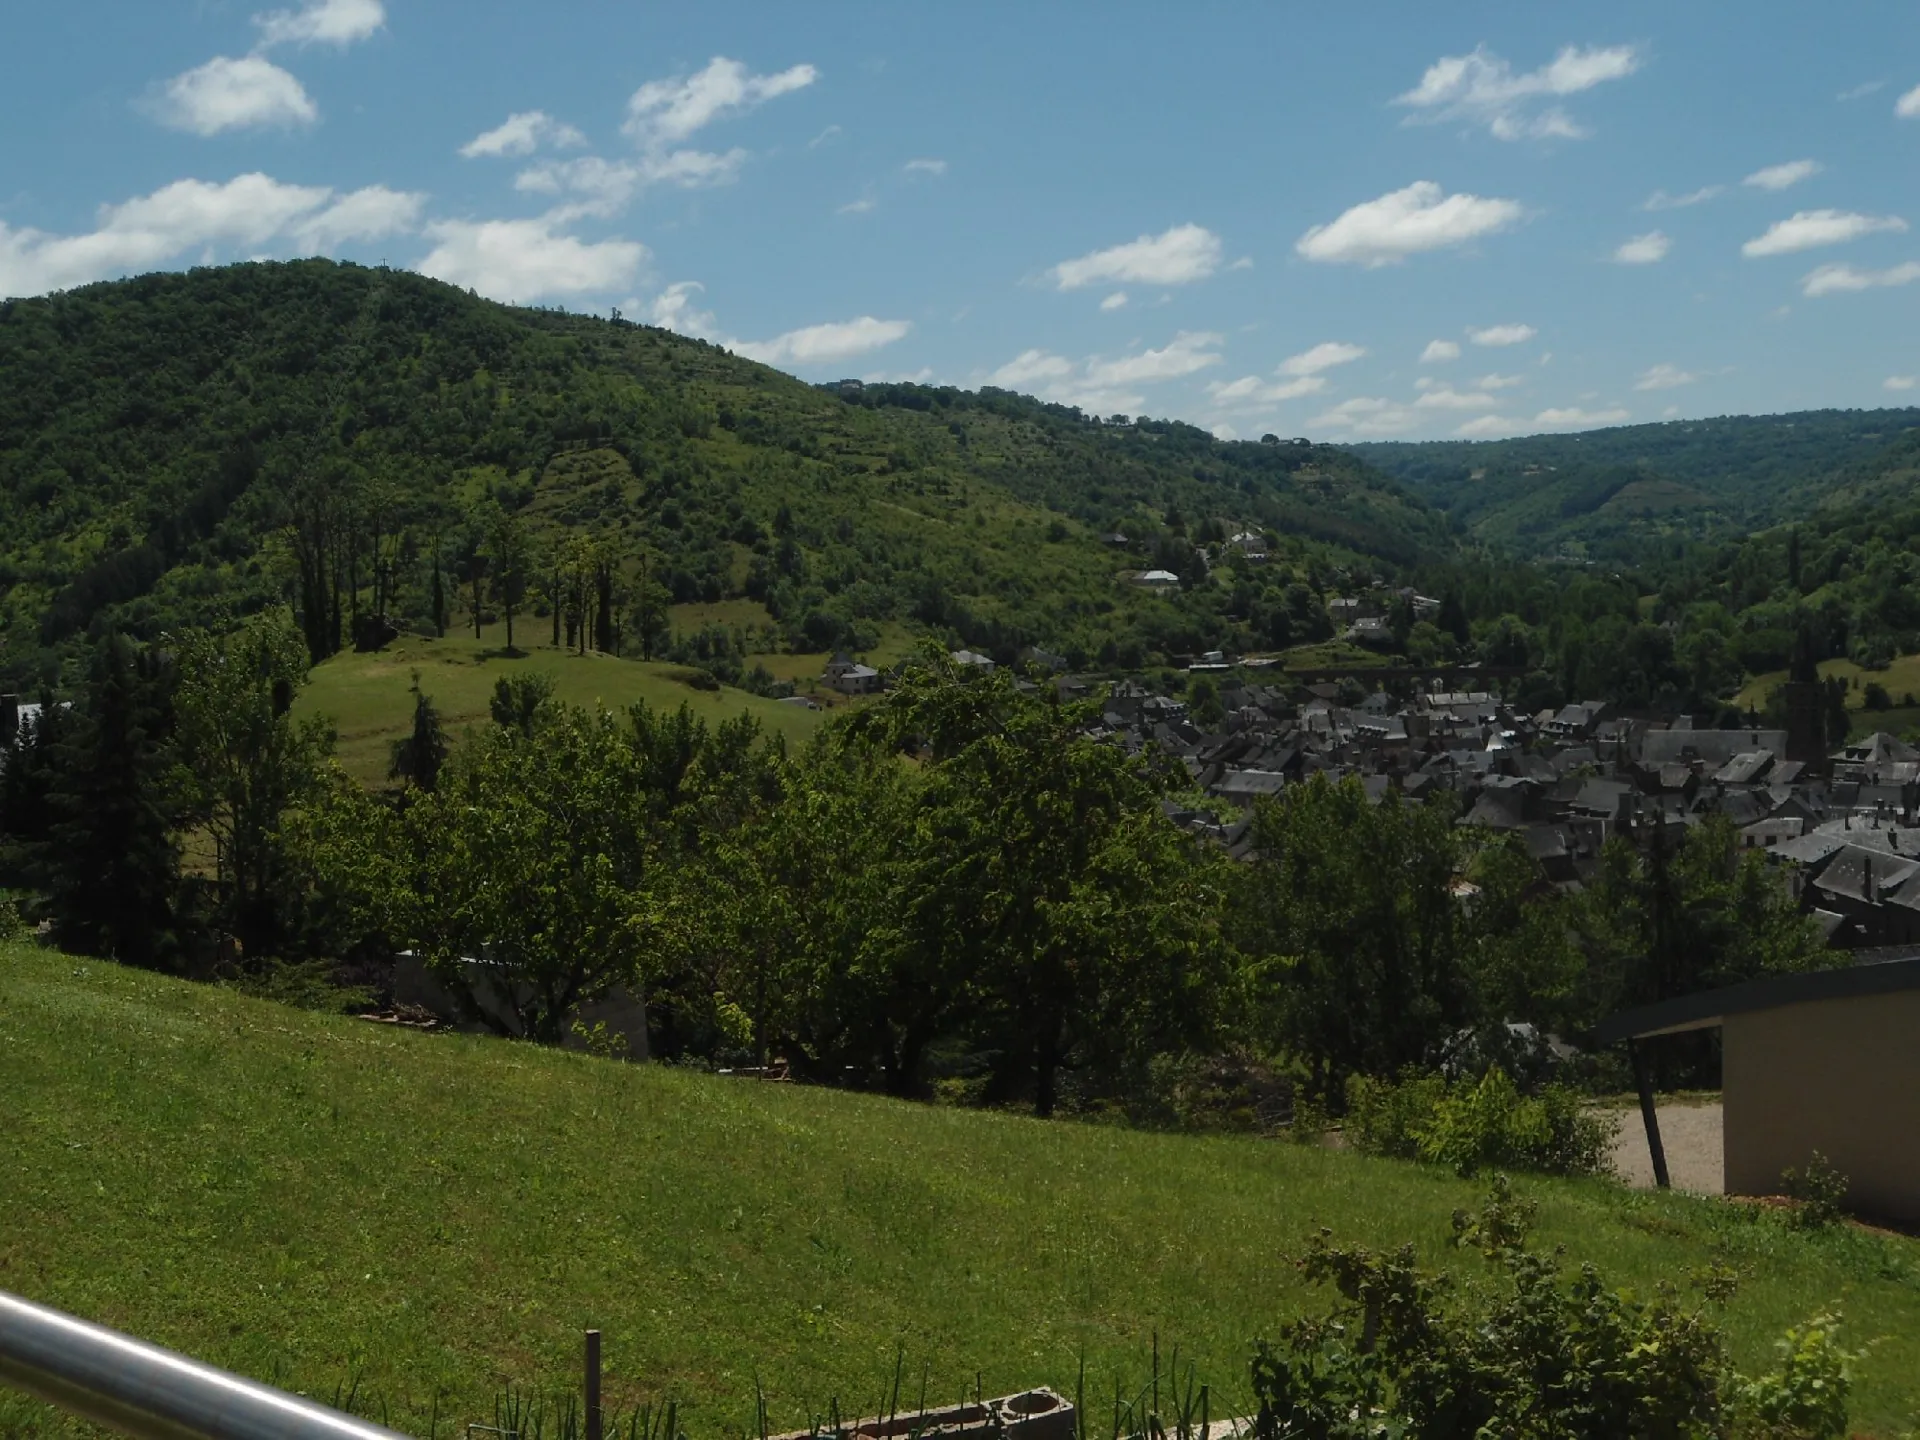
[{"left": 7, "top": 1, "right": 1920, "bottom": 442}]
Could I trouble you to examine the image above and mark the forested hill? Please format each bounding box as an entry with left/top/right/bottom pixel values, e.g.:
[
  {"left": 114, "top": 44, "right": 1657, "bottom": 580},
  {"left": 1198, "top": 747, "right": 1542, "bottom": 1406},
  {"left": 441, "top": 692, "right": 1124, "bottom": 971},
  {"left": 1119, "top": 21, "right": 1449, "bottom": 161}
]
[
  {"left": 0, "top": 260, "right": 1451, "bottom": 690},
  {"left": 1347, "top": 409, "right": 1920, "bottom": 560}
]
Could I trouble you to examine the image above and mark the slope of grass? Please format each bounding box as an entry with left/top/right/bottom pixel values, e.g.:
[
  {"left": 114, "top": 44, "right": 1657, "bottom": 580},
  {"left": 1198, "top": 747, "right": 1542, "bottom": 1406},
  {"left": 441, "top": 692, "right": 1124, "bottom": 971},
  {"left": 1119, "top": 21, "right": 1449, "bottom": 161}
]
[
  {"left": 3, "top": 947, "right": 1919, "bottom": 1436},
  {"left": 1735, "top": 652, "right": 1920, "bottom": 722},
  {"left": 296, "top": 632, "right": 823, "bottom": 783}
]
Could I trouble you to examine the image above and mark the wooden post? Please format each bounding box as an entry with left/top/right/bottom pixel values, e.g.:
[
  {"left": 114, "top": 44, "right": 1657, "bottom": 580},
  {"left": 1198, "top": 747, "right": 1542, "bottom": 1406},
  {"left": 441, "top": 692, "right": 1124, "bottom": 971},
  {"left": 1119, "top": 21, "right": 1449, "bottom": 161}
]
[
  {"left": 585, "top": 1329, "right": 602, "bottom": 1440},
  {"left": 1629, "top": 1037, "right": 1670, "bottom": 1190}
]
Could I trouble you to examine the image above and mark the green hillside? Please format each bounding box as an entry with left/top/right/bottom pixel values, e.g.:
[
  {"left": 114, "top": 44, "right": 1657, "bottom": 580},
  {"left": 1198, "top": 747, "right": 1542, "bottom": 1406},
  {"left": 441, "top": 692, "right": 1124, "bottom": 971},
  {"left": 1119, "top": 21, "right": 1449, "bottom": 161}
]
[
  {"left": 1348, "top": 409, "right": 1920, "bottom": 559},
  {"left": 295, "top": 631, "right": 826, "bottom": 784},
  {"left": 0, "top": 260, "right": 1452, "bottom": 693},
  {"left": 4, "top": 944, "right": 1919, "bottom": 1437}
]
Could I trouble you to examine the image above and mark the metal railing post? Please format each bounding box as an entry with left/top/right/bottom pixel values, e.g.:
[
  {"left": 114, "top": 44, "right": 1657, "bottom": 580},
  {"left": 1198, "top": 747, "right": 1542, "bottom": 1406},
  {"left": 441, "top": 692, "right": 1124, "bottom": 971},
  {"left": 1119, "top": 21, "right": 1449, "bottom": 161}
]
[
  {"left": 584, "top": 1330, "right": 602, "bottom": 1440},
  {"left": 0, "top": 1288, "right": 415, "bottom": 1440}
]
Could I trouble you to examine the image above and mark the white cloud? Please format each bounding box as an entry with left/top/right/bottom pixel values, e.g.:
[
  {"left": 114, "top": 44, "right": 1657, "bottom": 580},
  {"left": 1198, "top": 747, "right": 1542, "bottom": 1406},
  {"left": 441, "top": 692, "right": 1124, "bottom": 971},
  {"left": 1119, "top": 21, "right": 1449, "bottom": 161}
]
[
  {"left": 1801, "top": 260, "right": 1920, "bottom": 296},
  {"left": 1898, "top": 84, "right": 1920, "bottom": 119},
  {"left": 153, "top": 56, "right": 316, "bottom": 135},
  {"left": 1228, "top": 256, "right": 1254, "bottom": 271},
  {"left": 1534, "top": 406, "right": 1629, "bottom": 427},
  {"left": 1297, "top": 181, "right": 1523, "bottom": 267},
  {"left": 1468, "top": 323, "right": 1536, "bottom": 347},
  {"left": 292, "top": 185, "right": 424, "bottom": 248},
  {"left": 1634, "top": 363, "right": 1697, "bottom": 391},
  {"left": 808, "top": 125, "right": 841, "bottom": 149},
  {"left": 0, "top": 173, "right": 426, "bottom": 297},
  {"left": 1838, "top": 81, "right": 1885, "bottom": 102},
  {"left": 902, "top": 158, "right": 947, "bottom": 176},
  {"left": 1744, "top": 159, "right": 1822, "bottom": 191},
  {"left": 1084, "top": 331, "right": 1223, "bottom": 387},
  {"left": 1206, "top": 374, "right": 1325, "bottom": 409},
  {"left": 536, "top": 56, "right": 819, "bottom": 208},
  {"left": 460, "top": 111, "right": 586, "bottom": 160},
  {"left": 1743, "top": 209, "right": 1907, "bottom": 257},
  {"left": 1613, "top": 231, "right": 1671, "bottom": 264},
  {"left": 1307, "top": 396, "right": 1423, "bottom": 437},
  {"left": 989, "top": 350, "right": 1075, "bottom": 389},
  {"left": 1279, "top": 341, "right": 1366, "bottom": 376},
  {"left": 1885, "top": 375, "right": 1918, "bottom": 391},
  {"left": 416, "top": 218, "right": 647, "bottom": 303},
  {"left": 837, "top": 196, "right": 877, "bottom": 215},
  {"left": 1414, "top": 384, "right": 1497, "bottom": 411},
  {"left": 1456, "top": 415, "right": 1522, "bottom": 438},
  {"left": 645, "top": 281, "right": 718, "bottom": 336},
  {"left": 985, "top": 332, "right": 1224, "bottom": 415},
  {"left": 514, "top": 145, "right": 754, "bottom": 218},
  {"left": 1477, "top": 373, "right": 1525, "bottom": 390},
  {"left": 1048, "top": 223, "right": 1223, "bottom": 290},
  {"left": 1643, "top": 185, "right": 1723, "bottom": 211},
  {"left": 1420, "top": 339, "right": 1461, "bottom": 363},
  {"left": 254, "top": 0, "right": 384, "bottom": 48},
  {"left": 734, "top": 316, "right": 910, "bottom": 368},
  {"left": 624, "top": 56, "right": 817, "bottom": 149},
  {"left": 1099, "top": 291, "right": 1128, "bottom": 311},
  {"left": 1394, "top": 43, "right": 1640, "bottom": 139}
]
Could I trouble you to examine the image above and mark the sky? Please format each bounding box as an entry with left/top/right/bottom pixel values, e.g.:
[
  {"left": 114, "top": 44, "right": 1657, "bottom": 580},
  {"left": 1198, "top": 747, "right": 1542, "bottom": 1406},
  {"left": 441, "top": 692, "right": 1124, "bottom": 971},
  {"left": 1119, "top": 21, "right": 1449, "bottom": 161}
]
[{"left": 6, "top": 1, "right": 1920, "bottom": 443}]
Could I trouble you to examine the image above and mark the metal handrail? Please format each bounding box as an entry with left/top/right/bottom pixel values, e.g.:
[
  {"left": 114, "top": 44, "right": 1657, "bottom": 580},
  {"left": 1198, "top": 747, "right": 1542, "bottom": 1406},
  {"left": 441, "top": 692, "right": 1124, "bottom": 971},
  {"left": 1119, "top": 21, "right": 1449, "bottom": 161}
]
[{"left": 0, "top": 1288, "right": 413, "bottom": 1440}]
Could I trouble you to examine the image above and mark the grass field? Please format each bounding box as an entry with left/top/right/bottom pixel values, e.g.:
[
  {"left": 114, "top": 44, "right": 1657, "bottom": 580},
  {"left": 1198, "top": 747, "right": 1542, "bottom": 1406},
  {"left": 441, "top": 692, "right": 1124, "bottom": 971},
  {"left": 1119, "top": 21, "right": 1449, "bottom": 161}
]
[
  {"left": 4, "top": 946, "right": 1920, "bottom": 1437},
  {"left": 295, "top": 633, "right": 826, "bottom": 783},
  {"left": 1737, "top": 653, "right": 1920, "bottom": 721}
]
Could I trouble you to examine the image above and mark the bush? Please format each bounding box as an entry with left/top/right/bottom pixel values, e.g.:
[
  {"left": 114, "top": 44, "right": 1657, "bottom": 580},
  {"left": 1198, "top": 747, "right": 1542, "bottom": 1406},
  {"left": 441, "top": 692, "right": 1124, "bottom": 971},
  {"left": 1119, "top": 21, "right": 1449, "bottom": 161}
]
[
  {"left": 1781, "top": 1151, "right": 1850, "bottom": 1231},
  {"left": 1346, "top": 1066, "right": 1616, "bottom": 1178},
  {"left": 1251, "top": 1176, "right": 1735, "bottom": 1438},
  {"left": 1731, "top": 1312, "right": 1860, "bottom": 1440},
  {"left": 220, "top": 956, "right": 374, "bottom": 1014}
]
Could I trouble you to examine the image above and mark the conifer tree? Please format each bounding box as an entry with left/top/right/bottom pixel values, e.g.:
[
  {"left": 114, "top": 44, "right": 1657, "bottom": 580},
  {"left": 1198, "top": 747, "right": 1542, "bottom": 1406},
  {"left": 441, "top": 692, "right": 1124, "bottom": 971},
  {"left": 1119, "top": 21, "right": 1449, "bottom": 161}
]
[{"left": 44, "top": 636, "right": 183, "bottom": 969}]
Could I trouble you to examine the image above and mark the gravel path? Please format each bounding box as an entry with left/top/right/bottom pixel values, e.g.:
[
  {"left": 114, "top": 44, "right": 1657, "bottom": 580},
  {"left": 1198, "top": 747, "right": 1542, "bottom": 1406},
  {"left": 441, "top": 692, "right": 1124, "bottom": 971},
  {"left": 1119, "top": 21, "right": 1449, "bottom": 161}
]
[{"left": 1609, "top": 1102, "right": 1724, "bottom": 1194}]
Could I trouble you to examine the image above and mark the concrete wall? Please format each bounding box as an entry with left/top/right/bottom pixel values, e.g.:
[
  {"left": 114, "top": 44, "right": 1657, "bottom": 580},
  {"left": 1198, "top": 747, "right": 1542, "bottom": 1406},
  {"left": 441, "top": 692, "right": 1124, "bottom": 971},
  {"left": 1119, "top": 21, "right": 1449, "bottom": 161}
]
[{"left": 1723, "top": 987, "right": 1920, "bottom": 1221}]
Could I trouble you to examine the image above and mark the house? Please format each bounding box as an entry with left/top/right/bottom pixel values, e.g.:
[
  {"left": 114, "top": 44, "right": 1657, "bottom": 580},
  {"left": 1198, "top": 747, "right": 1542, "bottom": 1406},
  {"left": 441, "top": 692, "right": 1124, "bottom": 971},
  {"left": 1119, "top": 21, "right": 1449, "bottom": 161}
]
[
  {"left": 824, "top": 652, "right": 884, "bottom": 694},
  {"left": 950, "top": 649, "right": 996, "bottom": 672},
  {"left": 1133, "top": 569, "right": 1180, "bottom": 588},
  {"left": 1227, "top": 530, "right": 1269, "bottom": 558},
  {"left": 1598, "top": 954, "right": 1920, "bottom": 1222}
]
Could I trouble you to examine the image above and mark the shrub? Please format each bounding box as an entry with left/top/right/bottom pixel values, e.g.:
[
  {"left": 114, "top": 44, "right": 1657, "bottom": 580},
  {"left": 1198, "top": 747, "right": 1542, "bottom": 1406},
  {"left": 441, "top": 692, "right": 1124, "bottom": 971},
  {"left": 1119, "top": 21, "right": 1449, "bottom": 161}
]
[
  {"left": 1251, "top": 1176, "right": 1734, "bottom": 1438},
  {"left": 1731, "top": 1312, "right": 1860, "bottom": 1440},
  {"left": 1781, "top": 1151, "right": 1850, "bottom": 1231},
  {"left": 1346, "top": 1066, "right": 1616, "bottom": 1178}
]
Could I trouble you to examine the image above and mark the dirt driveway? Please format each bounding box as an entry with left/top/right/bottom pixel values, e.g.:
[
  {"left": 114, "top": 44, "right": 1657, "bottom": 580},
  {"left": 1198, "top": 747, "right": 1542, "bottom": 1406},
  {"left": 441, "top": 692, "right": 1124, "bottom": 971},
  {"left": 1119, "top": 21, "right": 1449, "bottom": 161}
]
[{"left": 1609, "top": 1101, "right": 1724, "bottom": 1194}]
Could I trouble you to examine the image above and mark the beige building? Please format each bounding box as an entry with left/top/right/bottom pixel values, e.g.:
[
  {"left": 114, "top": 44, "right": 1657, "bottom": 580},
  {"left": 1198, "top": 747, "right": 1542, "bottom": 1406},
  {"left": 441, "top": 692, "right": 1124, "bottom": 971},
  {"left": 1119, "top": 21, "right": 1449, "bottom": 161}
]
[{"left": 1598, "top": 955, "right": 1920, "bottom": 1223}]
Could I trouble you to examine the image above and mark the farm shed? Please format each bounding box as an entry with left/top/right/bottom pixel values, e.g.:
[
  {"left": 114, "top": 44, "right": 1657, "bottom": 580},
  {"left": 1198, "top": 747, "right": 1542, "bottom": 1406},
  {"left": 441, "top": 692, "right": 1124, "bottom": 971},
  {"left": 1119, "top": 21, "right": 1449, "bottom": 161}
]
[{"left": 1597, "top": 953, "right": 1920, "bottom": 1222}]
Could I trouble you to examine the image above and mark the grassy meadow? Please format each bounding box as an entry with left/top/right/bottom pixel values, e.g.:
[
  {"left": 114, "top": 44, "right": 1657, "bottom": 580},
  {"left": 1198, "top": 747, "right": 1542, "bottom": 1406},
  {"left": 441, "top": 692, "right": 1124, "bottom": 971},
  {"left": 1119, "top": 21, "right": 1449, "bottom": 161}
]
[
  {"left": 295, "top": 632, "right": 826, "bottom": 784},
  {"left": 1735, "top": 653, "right": 1920, "bottom": 744},
  {"left": 4, "top": 945, "right": 1920, "bottom": 1437}
]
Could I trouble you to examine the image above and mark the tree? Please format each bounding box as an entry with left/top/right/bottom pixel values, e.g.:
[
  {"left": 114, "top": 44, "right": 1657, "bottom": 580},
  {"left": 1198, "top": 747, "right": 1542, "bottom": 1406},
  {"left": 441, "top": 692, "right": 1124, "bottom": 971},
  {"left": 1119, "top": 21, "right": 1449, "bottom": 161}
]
[
  {"left": 0, "top": 694, "right": 71, "bottom": 888},
  {"left": 42, "top": 635, "right": 183, "bottom": 969},
  {"left": 370, "top": 706, "right": 661, "bottom": 1043},
  {"left": 429, "top": 537, "right": 449, "bottom": 638},
  {"left": 483, "top": 504, "right": 532, "bottom": 653},
  {"left": 389, "top": 680, "right": 448, "bottom": 791},
  {"left": 488, "top": 671, "right": 554, "bottom": 737},
  {"left": 172, "top": 610, "right": 334, "bottom": 955},
  {"left": 1235, "top": 774, "right": 1469, "bottom": 1099},
  {"left": 849, "top": 648, "right": 1228, "bottom": 1114}
]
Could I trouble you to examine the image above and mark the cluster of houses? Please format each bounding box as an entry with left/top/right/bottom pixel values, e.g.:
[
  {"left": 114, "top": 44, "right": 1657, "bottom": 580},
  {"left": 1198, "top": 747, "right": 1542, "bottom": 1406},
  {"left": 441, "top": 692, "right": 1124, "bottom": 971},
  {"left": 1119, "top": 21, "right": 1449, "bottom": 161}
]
[
  {"left": 1085, "top": 671, "right": 1920, "bottom": 946},
  {"left": 813, "top": 648, "right": 1920, "bottom": 955}
]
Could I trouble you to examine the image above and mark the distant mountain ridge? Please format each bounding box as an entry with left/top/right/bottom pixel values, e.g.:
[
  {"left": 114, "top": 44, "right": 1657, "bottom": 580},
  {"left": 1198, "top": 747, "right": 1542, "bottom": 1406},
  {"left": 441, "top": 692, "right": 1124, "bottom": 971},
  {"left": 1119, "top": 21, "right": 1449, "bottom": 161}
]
[
  {"left": 1347, "top": 409, "right": 1920, "bottom": 560},
  {"left": 0, "top": 260, "right": 1451, "bottom": 689}
]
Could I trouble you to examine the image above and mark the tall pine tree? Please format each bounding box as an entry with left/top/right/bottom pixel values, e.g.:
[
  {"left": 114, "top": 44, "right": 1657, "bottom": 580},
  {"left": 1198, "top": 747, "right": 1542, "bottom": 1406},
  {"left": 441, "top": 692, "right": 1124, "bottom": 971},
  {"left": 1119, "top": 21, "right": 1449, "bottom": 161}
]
[{"left": 44, "top": 636, "right": 183, "bottom": 969}]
